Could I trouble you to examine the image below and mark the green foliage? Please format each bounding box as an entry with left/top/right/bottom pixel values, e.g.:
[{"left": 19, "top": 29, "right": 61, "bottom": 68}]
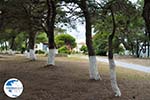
[
  {"left": 58, "top": 46, "right": 71, "bottom": 54},
  {"left": 80, "top": 45, "right": 88, "bottom": 54},
  {"left": 55, "top": 34, "right": 76, "bottom": 49},
  {"left": 15, "top": 32, "right": 27, "bottom": 51},
  {"left": 0, "top": 0, "right": 147, "bottom": 58},
  {"left": 93, "top": 32, "right": 108, "bottom": 56},
  {"left": 35, "top": 50, "right": 45, "bottom": 54},
  {"left": 93, "top": 0, "right": 146, "bottom": 56},
  {"left": 56, "top": 34, "right": 76, "bottom": 54},
  {"left": 118, "top": 44, "right": 125, "bottom": 55},
  {"left": 93, "top": 32, "right": 125, "bottom": 56},
  {"left": 0, "top": 45, "right": 5, "bottom": 51},
  {"left": 36, "top": 32, "right": 48, "bottom": 43}
]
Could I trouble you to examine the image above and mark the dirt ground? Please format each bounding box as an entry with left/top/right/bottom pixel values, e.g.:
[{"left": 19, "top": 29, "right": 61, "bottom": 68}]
[{"left": 0, "top": 55, "right": 150, "bottom": 100}]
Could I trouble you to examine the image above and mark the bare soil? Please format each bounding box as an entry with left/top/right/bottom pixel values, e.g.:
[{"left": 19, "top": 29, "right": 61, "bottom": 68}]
[{"left": 0, "top": 55, "right": 150, "bottom": 100}]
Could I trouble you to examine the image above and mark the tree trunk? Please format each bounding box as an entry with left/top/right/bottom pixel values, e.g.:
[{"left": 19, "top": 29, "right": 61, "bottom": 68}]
[
  {"left": 2, "top": 42, "right": 4, "bottom": 51},
  {"left": 29, "top": 32, "right": 36, "bottom": 60},
  {"left": 148, "top": 39, "right": 150, "bottom": 57},
  {"left": 143, "top": 0, "right": 150, "bottom": 34},
  {"left": 143, "top": 0, "right": 150, "bottom": 58},
  {"left": 80, "top": 0, "right": 101, "bottom": 80},
  {"left": 9, "top": 36, "right": 16, "bottom": 55},
  {"left": 4, "top": 41, "right": 7, "bottom": 50},
  {"left": 108, "top": 8, "right": 121, "bottom": 97},
  {"left": 131, "top": 44, "right": 134, "bottom": 56},
  {"left": 10, "top": 36, "right": 16, "bottom": 50},
  {"left": 25, "top": 36, "right": 28, "bottom": 50},
  {"left": 46, "top": 0, "right": 56, "bottom": 65},
  {"left": 0, "top": 10, "right": 3, "bottom": 29},
  {"left": 136, "top": 40, "right": 139, "bottom": 58}
]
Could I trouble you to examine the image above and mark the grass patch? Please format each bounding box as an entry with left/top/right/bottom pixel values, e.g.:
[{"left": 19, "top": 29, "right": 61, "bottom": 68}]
[{"left": 69, "top": 56, "right": 150, "bottom": 81}]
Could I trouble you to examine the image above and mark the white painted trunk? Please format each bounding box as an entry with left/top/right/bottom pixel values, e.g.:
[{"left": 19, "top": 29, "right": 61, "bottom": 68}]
[
  {"left": 89, "top": 56, "right": 101, "bottom": 80},
  {"left": 29, "top": 49, "right": 36, "bottom": 60},
  {"left": 24, "top": 50, "right": 30, "bottom": 58},
  {"left": 109, "top": 59, "right": 121, "bottom": 97},
  {"left": 48, "top": 49, "right": 56, "bottom": 65}
]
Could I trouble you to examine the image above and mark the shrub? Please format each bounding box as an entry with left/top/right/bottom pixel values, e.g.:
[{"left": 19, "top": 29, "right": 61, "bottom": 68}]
[
  {"left": 58, "top": 46, "right": 71, "bottom": 54},
  {"left": 35, "top": 50, "right": 45, "bottom": 54},
  {"left": 80, "top": 45, "right": 88, "bottom": 54},
  {"left": 55, "top": 34, "right": 76, "bottom": 49}
]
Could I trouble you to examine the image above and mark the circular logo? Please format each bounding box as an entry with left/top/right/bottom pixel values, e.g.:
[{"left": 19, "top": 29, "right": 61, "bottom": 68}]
[{"left": 3, "top": 78, "right": 23, "bottom": 98}]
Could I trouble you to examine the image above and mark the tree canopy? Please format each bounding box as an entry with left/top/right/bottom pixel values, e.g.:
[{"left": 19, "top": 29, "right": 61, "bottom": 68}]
[
  {"left": 55, "top": 34, "right": 76, "bottom": 49},
  {"left": 0, "top": 0, "right": 149, "bottom": 57}
]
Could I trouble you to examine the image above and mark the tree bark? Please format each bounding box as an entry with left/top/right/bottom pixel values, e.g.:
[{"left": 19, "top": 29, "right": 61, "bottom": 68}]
[
  {"left": 10, "top": 36, "right": 16, "bottom": 50},
  {"left": 148, "top": 40, "right": 150, "bottom": 57},
  {"left": 143, "top": 0, "right": 150, "bottom": 34},
  {"left": 46, "top": 0, "right": 56, "bottom": 65},
  {"left": 108, "top": 8, "right": 121, "bottom": 97},
  {"left": 0, "top": 10, "right": 3, "bottom": 29},
  {"left": 29, "top": 32, "right": 36, "bottom": 60},
  {"left": 80, "top": 0, "right": 101, "bottom": 80},
  {"left": 143, "top": 0, "right": 150, "bottom": 57},
  {"left": 136, "top": 40, "right": 139, "bottom": 58},
  {"left": 0, "top": 42, "right": 2, "bottom": 51}
]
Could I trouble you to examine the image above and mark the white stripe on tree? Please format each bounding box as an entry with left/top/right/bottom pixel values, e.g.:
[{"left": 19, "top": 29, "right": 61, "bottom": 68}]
[
  {"left": 29, "top": 49, "right": 36, "bottom": 60},
  {"left": 48, "top": 49, "right": 56, "bottom": 65},
  {"left": 89, "top": 56, "right": 101, "bottom": 80},
  {"left": 109, "top": 59, "right": 121, "bottom": 96}
]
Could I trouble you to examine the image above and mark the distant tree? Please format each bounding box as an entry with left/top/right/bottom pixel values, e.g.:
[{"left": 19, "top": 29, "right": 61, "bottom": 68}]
[
  {"left": 36, "top": 32, "right": 48, "bottom": 43},
  {"left": 3, "top": 29, "right": 19, "bottom": 50},
  {"left": 93, "top": 32, "right": 108, "bottom": 56},
  {"left": 80, "top": 45, "right": 88, "bottom": 54},
  {"left": 15, "top": 32, "right": 28, "bottom": 52},
  {"left": 55, "top": 34, "right": 76, "bottom": 50},
  {"left": 58, "top": 46, "right": 71, "bottom": 54}
]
